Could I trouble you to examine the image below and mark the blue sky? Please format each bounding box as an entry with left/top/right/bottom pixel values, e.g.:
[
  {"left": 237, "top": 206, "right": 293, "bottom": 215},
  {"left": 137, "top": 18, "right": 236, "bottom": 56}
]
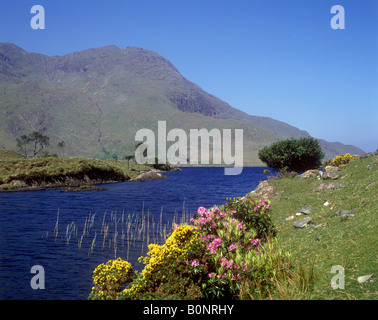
[{"left": 1, "top": 0, "right": 377, "bottom": 152}]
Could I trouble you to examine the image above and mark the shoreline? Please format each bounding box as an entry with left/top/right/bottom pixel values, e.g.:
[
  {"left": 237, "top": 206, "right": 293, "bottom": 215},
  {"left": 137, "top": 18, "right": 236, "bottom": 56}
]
[{"left": 0, "top": 168, "right": 180, "bottom": 193}]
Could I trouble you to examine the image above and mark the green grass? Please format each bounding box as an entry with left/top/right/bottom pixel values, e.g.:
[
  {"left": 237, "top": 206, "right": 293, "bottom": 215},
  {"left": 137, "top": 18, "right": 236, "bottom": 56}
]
[
  {"left": 0, "top": 150, "right": 151, "bottom": 190},
  {"left": 267, "top": 155, "right": 377, "bottom": 299}
]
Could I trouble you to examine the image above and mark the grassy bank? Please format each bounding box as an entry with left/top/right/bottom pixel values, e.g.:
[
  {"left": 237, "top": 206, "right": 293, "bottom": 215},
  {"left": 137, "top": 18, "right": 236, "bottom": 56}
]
[
  {"left": 0, "top": 150, "right": 152, "bottom": 191},
  {"left": 267, "top": 155, "right": 377, "bottom": 299}
]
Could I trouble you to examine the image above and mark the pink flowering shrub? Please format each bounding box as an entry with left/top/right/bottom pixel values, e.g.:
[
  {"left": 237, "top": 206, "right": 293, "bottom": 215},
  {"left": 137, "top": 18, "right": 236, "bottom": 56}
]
[
  {"left": 189, "top": 200, "right": 290, "bottom": 299},
  {"left": 224, "top": 197, "right": 277, "bottom": 239}
]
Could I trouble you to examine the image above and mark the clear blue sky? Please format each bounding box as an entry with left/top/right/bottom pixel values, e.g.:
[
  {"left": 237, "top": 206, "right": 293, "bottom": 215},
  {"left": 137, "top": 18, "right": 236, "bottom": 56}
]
[{"left": 1, "top": 0, "right": 377, "bottom": 152}]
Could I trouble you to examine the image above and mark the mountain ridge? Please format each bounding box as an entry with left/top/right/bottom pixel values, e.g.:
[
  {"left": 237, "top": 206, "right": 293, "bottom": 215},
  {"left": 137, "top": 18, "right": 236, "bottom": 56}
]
[{"left": 0, "top": 43, "right": 364, "bottom": 164}]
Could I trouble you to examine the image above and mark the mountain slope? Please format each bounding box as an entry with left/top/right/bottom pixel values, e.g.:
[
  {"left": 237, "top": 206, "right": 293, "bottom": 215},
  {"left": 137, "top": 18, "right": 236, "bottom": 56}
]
[{"left": 0, "top": 43, "right": 364, "bottom": 165}]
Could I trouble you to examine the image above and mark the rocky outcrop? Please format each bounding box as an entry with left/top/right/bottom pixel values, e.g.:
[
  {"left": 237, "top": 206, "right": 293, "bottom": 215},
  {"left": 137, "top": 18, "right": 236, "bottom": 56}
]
[
  {"left": 316, "top": 181, "right": 345, "bottom": 192},
  {"left": 299, "top": 169, "right": 322, "bottom": 179},
  {"left": 132, "top": 170, "right": 168, "bottom": 182},
  {"left": 248, "top": 180, "right": 281, "bottom": 199}
]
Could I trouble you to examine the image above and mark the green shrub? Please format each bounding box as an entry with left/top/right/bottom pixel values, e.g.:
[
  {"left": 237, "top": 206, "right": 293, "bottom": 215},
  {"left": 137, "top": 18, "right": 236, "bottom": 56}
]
[{"left": 258, "top": 137, "right": 325, "bottom": 172}]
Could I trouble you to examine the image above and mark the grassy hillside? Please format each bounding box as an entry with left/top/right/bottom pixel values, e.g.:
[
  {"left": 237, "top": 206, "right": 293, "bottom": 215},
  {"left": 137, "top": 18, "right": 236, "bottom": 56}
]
[
  {"left": 267, "top": 155, "right": 377, "bottom": 299},
  {"left": 0, "top": 150, "right": 151, "bottom": 191},
  {"left": 0, "top": 43, "right": 365, "bottom": 164}
]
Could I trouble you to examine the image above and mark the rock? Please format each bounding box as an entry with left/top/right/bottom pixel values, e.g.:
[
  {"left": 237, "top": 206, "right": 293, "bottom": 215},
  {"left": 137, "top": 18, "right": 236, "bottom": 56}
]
[
  {"left": 338, "top": 209, "right": 356, "bottom": 217},
  {"left": 133, "top": 170, "right": 168, "bottom": 182},
  {"left": 325, "top": 166, "right": 341, "bottom": 172},
  {"left": 294, "top": 217, "right": 312, "bottom": 228},
  {"left": 357, "top": 274, "right": 374, "bottom": 284},
  {"left": 296, "top": 212, "right": 302, "bottom": 216},
  {"left": 317, "top": 181, "right": 345, "bottom": 191},
  {"left": 338, "top": 209, "right": 355, "bottom": 222},
  {"left": 299, "top": 170, "right": 322, "bottom": 179},
  {"left": 285, "top": 215, "right": 295, "bottom": 221},
  {"left": 298, "top": 205, "right": 313, "bottom": 215},
  {"left": 367, "top": 164, "right": 375, "bottom": 170},
  {"left": 249, "top": 180, "right": 280, "bottom": 199},
  {"left": 323, "top": 171, "right": 341, "bottom": 180}
]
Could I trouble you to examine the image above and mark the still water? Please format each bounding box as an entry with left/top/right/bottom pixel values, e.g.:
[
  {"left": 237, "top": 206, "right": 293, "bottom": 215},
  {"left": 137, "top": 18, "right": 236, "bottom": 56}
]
[{"left": 0, "top": 167, "right": 268, "bottom": 300}]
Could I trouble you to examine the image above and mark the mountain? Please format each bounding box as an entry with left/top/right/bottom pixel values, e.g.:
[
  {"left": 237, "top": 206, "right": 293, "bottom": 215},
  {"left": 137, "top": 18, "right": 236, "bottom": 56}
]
[{"left": 0, "top": 43, "right": 364, "bottom": 165}]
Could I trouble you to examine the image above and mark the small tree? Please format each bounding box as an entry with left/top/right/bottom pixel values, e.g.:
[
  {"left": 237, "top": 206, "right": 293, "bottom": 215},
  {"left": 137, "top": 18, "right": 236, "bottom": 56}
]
[
  {"left": 16, "top": 134, "right": 31, "bottom": 157},
  {"left": 258, "top": 137, "right": 325, "bottom": 172},
  {"left": 16, "top": 131, "right": 50, "bottom": 157},
  {"left": 124, "top": 154, "right": 135, "bottom": 170}
]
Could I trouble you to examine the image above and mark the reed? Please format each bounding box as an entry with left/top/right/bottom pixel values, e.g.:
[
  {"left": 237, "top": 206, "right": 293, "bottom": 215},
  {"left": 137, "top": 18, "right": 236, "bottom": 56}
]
[{"left": 48, "top": 202, "right": 193, "bottom": 261}]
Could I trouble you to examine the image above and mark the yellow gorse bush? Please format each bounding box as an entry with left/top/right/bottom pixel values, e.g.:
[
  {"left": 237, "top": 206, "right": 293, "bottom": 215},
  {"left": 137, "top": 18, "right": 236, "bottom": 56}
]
[
  {"left": 325, "top": 153, "right": 360, "bottom": 168},
  {"left": 121, "top": 224, "right": 201, "bottom": 299},
  {"left": 89, "top": 257, "right": 133, "bottom": 300}
]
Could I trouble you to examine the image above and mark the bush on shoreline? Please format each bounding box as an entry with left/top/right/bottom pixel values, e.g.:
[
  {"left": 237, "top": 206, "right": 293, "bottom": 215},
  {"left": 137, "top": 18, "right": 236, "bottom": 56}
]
[{"left": 258, "top": 137, "right": 324, "bottom": 172}]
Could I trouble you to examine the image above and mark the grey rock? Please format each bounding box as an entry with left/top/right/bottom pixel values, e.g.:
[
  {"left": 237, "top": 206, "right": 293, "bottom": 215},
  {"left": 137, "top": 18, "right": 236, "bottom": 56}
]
[
  {"left": 133, "top": 170, "right": 167, "bottom": 182},
  {"left": 338, "top": 209, "right": 356, "bottom": 217},
  {"left": 323, "top": 171, "right": 341, "bottom": 180},
  {"left": 325, "top": 166, "right": 341, "bottom": 172},
  {"left": 317, "top": 182, "right": 345, "bottom": 191},
  {"left": 299, "top": 170, "right": 322, "bottom": 179},
  {"left": 299, "top": 205, "right": 313, "bottom": 215},
  {"left": 294, "top": 217, "right": 312, "bottom": 228},
  {"left": 367, "top": 164, "right": 375, "bottom": 170}
]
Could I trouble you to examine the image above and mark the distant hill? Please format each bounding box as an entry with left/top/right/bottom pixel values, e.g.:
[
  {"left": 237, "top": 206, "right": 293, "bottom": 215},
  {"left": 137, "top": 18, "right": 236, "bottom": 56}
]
[{"left": 0, "top": 43, "right": 364, "bottom": 165}]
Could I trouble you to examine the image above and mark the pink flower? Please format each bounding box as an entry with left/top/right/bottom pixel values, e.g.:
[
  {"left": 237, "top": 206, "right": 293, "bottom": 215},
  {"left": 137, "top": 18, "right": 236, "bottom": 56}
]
[
  {"left": 208, "top": 272, "right": 216, "bottom": 279},
  {"left": 191, "top": 260, "right": 200, "bottom": 267},
  {"left": 229, "top": 244, "right": 237, "bottom": 251},
  {"left": 219, "top": 257, "right": 233, "bottom": 269},
  {"left": 236, "top": 221, "right": 244, "bottom": 229},
  {"left": 199, "top": 217, "right": 207, "bottom": 225},
  {"left": 197, "top": 207, "right": 207, "bottom": 216}
]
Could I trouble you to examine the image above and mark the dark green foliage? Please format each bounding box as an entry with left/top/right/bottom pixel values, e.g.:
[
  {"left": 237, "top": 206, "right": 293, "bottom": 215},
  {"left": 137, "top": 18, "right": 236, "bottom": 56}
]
[{"left": 258, "top": 137, "right": 325, "bottom": 172}]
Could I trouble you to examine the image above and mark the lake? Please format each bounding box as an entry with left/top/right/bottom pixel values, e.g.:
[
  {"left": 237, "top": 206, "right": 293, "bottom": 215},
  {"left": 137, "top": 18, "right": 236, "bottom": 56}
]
[{"left": 0, "top": 167, "right": 268, "bottom": 300}]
